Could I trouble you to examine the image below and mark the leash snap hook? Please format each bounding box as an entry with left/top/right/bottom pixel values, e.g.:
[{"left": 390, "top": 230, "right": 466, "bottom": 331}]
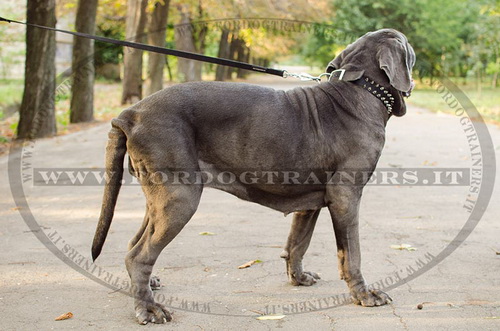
[{"left": 328, "top": 69, "right": 346, "bottom": 81}]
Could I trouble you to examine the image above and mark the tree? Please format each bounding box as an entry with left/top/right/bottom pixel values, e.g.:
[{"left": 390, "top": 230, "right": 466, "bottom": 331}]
[
  {"left": 121, "top": 0, "right": 148, "bottom": 104},
  {"left": 236, "top": 38, "right": 250, "bottom": 79},
  {"left": 469, "top": 1, "right": 500, "bottom": 89},
  {"left": 70, "top": 0, "right": 99, "bottom": 123},
  {"left": 174, "top": 3, "right": 207, "bottom": 82},
  {"left": 93, "top": 0, "right": 126, "bottom": 81},
  {"left": 146, "top": 0, "right": 170, "bottom": 95},
  {"left": 322, "top": 0, "right": 484, "bottom": 81},
  {"left": 17, "top": 0, "right": 57, "bottom": 139},
  {"left": 225, "top": 31, "right": 239, "bottom": 80},
  {"left": 215, "top": 28, "right": 230, "bottom": 81}
]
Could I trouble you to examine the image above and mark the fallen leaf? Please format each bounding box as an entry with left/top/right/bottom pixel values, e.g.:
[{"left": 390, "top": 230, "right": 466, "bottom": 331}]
[
  {"left": 485, "top": 316, "right": 500, "bottom": 319},
  {"left": 489, "top": 247, "right": 500, "bottom": 254},
  {"left": 10, "top": 206, "right": 21, "bottom": 211},
  {"left": 258, "top": 245, "right": 282, "bottom": 248},
  {"left": 238, "top": 260, "right": 255, "bottom": 269},
  {"left": 249, "top": 309, "right": 264, "bottom": 315},
  {"left": 390, "top": 244, "right": 417, "bottom": 251},
  {"left": 55, "top": 312, "right": 73, "bottom": 321},
  {"left": 238, "top": 260, "right": 262, "bottom": 269},
  {"left": 422, "top": 160, "right": 438, "bottom": 166},
  {"left": 256, "top": 314, "right": 285, "bottom": 320},
  {"left": 199, "top": 232, "right": 215, "bottom": 236}
]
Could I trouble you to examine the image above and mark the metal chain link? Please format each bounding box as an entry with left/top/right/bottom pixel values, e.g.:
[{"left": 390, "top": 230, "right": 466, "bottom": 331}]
[{"left": 283, "top": 71, "right": 332, "bottom": 83}]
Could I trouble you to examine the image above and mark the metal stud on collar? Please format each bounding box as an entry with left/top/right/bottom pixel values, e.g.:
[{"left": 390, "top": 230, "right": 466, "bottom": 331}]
[
  {"left": 331, "top": 72, "right": 395, "bottom": 115},
  {"left": 355, "top": 76, "right": 395, "bottom": 115}
]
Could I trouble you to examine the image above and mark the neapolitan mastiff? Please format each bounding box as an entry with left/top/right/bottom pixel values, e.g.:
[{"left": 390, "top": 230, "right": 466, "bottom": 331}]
[{"left": 92, "top": 28, "right": 416, "bottom": 324}]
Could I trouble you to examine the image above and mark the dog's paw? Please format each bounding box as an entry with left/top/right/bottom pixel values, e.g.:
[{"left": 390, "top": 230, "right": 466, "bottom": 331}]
[
  {"left": 135, "top": 301, "right": 172, "bottom": 324},
  {"left": 280, "top": 250, "right": 289, "bottom": 259},
  {"left": 150, "top": 275, "right": 161, "bottom": 290},
  {"left": 290, "top": 271, "right": 321, "bottom": 286},
  {"left": 351, "top": 288, "right": 392, "bottom": 307}
]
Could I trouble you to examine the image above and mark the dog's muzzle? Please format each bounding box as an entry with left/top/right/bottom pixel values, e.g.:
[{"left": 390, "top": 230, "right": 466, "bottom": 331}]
[{"left": 403, "top": 80, "right": 415, "bottom": 98}]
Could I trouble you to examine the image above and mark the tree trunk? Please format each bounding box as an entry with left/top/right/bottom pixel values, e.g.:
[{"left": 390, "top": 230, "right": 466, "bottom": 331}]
[
  {"left": 17, "top": 0, "right": 57, "bottom": 139},
  {"left": 70, "top": 0, "right": 98, "bottom": 123},
  {"left": 215, "top": 29, "right": 230, "bottom": 81},
  {"left": 236, "top": 40, "right": 249, "bottom": 79},
  {"left": 225, "top": 33, "right": 239, "bottom": 80},
  {"left": 121, "top": 0, "right": 148, "bottom": 104},
  {"left": 194, "top": 1, "right": 208, "bottom": 55},
  {"left": 175, "top": 5, "right": 201, "bottom": 82},
  {"left": 146, "top": 0, "right": 170, "bottom": 96}
]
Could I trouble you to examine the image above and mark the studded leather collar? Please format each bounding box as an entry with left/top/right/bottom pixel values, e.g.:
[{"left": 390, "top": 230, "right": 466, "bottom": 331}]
[
  {"left": 351, "top": 77, "right": 395, "bottom": 115},
  {"left": 329, "top": 70, "right": 395, "bottom": 115}
]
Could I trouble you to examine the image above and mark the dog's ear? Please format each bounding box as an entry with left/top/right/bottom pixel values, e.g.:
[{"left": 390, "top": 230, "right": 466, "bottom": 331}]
[
  {"left": 325, "top": 54, "right": 342, "bottom": 74},
  {"left": 325, "top": 51, "right": 365, "bottom": 81},
  {"left": 391, "top": 90, "right": 407, "bottom": 117},
  {"left": 377, "top": 38, "right": 412, "bottom": 92}
]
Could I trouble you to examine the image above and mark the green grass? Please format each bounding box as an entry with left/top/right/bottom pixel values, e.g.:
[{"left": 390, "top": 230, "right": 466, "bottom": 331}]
[
  {"left": 409, "top": 82, "right": 500, "bottom": 123},
  {"left": 0, "top": 79, "right": 23, "bottom": 118}
]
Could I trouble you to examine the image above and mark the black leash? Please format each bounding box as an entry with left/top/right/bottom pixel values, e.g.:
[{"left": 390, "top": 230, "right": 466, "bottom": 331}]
[
  {"left": 0, "top": 16, "right": 286, "bottom": 77},
  {"left": 1, "top": 15, "right": 400, "bottom": 115}
]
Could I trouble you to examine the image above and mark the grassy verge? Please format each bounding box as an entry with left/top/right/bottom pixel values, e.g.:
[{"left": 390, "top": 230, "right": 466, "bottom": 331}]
[
  {"left": 54, "top": 81, "right": 125, "bottom": 134},
  {"left": 408, "top": 82, "right": 500, "bottom": 124},
  {"left": 0, "top": 80, "right": 127, "bottom": 154},
  {"left": 0, "top": 79, "right": 24, "bottom": 117},
  {"left": 0, "top": 79, "right": 24, "bottom": 149}
]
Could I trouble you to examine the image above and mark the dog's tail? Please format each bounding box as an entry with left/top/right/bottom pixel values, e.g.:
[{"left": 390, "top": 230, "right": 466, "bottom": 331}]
[{"left": 92, "top": 119, "right": 128, "bottom": 261}]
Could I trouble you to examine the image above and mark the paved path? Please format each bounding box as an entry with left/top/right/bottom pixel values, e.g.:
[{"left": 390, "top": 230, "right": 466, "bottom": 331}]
[{"left": 1, "top": 79, "right": 499, "bottom": 330}]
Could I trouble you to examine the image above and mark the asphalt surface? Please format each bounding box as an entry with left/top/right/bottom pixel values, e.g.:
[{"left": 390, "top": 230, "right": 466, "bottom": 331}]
[{"left": 1, "top": 78, "right": 499, "bottom": 330}]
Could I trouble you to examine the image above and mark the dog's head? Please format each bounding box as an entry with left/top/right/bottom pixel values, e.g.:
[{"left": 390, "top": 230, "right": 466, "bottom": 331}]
[{"left": 326, "top": 29, "right": 416, "bottom": 116}]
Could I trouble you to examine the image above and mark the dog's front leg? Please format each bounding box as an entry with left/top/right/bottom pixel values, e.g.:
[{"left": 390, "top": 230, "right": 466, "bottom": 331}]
[{"left": 327, "top": 185, "right": 392, "bottom": 306}]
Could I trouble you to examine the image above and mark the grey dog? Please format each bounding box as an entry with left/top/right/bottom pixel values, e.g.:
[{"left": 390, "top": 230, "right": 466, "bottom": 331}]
[{"left": 92, "top": 28, "right": 416, "bottom": 324}]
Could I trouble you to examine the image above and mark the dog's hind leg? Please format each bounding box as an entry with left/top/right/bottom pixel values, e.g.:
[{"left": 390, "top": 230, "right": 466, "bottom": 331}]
[
  {"left": 125, "top": 182, "right": 202, "bottom": 324},
  {"left": 280, "top": 209, "right": 321, "bottom": 286},
  {"left": 128, "top": 205, "right": 162, "bottom": 289},
  {"left": 128, "top": 205, "right": 149, "bottom": 251}
]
